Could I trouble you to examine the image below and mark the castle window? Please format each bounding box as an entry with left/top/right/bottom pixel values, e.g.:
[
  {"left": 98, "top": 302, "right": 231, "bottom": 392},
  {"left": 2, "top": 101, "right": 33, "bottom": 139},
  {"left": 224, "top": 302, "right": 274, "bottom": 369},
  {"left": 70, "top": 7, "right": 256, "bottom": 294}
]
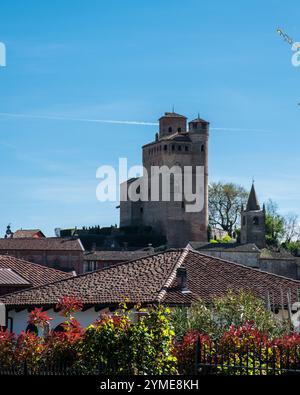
[
  {"left": 164, "top": 145, "right": 168, "bottom": 151},
  {"left": 140, "top": 207, "right": 144, "bottom": 214},
  {"left": 168, "top": 127, "right": 172, "bottom": 133},
  {"left": 201, "top": 145, "right": 205, "bottom": 152},
  {"left": 185, "top": 146, "right": 189, "bottom": 152},
  {"left": 192, "top": 122, "right": 197, "bottom": 129},
  {"left": 243, "top": 216, "right": 246, "bottom": 226},
  {"left": 172, "top": 145, "right": 175, "bottom": 151},
  {"left": 178, "top": 145, "right": 182, "bottom": 151},
  {"left": 253, "top": 216, "right": 259, "bottom": 226},
  {"left": 178, "top": 127, "right": 181, "bottom": 133}
]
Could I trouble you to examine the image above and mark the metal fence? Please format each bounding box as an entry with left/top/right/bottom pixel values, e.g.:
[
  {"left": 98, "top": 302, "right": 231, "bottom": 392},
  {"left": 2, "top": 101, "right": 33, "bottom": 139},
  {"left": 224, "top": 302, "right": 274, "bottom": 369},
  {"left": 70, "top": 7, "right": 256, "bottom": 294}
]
[
  {"left": 0, "top": 361, "right": 152, "bottom": 376},
  {"left": 195, "top": 338, "right": 300, "bottom": 375}
]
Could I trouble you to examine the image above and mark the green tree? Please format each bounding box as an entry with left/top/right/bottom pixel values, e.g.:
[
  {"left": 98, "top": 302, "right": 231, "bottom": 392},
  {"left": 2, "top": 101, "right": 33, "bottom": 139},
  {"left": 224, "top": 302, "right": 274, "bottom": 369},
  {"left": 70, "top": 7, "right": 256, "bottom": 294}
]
[
  {"left": 208, "top": 182, "right": 248, "bottom": 236},
  {"left": 264, "top": 200, "right": 285, "bottom": 246}
]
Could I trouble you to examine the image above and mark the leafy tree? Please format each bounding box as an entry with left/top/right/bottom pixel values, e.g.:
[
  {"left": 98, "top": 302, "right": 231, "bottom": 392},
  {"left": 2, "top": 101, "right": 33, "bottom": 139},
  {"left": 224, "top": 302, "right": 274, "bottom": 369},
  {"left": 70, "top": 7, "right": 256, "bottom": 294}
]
[
  {"left": 264, "top": 200, "right": 285, "bottom": 246},
  {"left": 208, "top": 182, "right": 248, "bottom": 236},
  {"left": 172, "top": 290, "right": 290, "bottom": 341},
  {"left": 283, "top": 213, "right": 300, "bottom": 244}
]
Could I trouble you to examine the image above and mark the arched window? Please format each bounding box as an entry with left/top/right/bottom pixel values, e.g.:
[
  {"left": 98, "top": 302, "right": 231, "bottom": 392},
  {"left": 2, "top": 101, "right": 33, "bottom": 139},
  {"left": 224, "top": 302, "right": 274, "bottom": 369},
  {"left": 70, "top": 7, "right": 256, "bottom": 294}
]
[
  {"left": 25, "top": 323, "right": 38, "bottom": 334},
  {"left": 54, "top": 323, "right": 66, "bottom": 333},
  {"left": 168, "top": 127, "right": 172, "bottom": 133},
  {"left": 253, "top": 216, "right": 259, "bottom": 226},
  {"left": 178, "top": 127, "right": 181, "bottom": 133}
]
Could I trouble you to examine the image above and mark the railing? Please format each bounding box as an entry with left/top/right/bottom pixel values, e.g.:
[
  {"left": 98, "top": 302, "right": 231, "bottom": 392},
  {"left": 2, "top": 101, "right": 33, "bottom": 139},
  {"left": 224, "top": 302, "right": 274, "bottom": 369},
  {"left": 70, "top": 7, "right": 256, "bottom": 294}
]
[{"left": 195, "top": 338, "right": 300, "bottom": 375}]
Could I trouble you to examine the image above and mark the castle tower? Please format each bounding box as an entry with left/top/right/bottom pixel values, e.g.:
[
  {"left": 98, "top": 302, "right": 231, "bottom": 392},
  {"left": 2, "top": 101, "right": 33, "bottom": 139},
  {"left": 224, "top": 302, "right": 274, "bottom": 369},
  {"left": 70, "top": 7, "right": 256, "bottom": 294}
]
[
  {"left": 120, "top": 111, "right": 209, "bottom": 247},
  {"left": 240, "top": 183, "right": 266, "bottom": 249}
]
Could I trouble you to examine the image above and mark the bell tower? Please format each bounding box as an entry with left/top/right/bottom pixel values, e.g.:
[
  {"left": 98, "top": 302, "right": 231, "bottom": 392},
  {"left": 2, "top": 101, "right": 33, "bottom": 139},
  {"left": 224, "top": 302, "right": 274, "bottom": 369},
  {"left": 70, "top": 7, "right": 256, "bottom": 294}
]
[{"left": 241, "top": 183, "right": 266, "bottom": 249}]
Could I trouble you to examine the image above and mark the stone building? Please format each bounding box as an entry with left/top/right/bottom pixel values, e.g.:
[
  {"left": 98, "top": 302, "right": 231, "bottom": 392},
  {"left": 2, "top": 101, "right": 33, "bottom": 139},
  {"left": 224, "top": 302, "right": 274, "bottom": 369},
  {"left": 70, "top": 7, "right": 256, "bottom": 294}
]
[
  {"left": 0, "top": 237, "right": 85, "bottom": 273},
  {"left": 120, "top": 112, "right": 209, "bottom": 247},
  {"left": 241, "top": 183, "right": 266, "bottom": 249}
]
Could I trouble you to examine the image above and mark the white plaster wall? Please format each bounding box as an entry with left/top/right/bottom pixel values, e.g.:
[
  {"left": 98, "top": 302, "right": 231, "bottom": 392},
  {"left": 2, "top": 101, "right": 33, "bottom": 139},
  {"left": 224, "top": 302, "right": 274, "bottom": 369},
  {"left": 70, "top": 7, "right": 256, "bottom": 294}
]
[{"left": 8, "top": 308, "right": 108, "bottom": 335}]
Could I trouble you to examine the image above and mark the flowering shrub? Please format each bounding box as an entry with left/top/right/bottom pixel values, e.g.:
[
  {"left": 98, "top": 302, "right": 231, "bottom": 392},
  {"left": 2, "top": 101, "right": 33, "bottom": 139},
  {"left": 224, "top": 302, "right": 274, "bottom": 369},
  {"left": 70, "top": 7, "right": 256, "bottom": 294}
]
[
  {"left": 15, "top": 331, "right": 44, "bottom": 370},
  {"left": 174, "top": 330, "right": 210, "bottom": 374},
  {"left": 56, "top": 296, "right": 83, "bottom": 318},
  {"left": 0, "top": 329, "right": 15, "bottom": 368},
  {"left": 0, "top": 297, "right": 177, "bottom": 374},
  {"left": 28, "top": 307, "right": 52, "bottom": 331},
  {"left": 175, "top": 321, "right": 300, "bottom": 375}
]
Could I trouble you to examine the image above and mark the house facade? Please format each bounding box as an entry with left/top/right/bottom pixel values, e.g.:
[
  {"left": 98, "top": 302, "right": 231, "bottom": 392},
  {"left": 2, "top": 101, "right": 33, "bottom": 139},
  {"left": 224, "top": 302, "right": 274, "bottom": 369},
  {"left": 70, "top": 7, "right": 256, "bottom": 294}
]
[
  {"left": 0, "top": 237, "right": 85, "bottom": 273},
  {"left": 1, "top": 248, "right": 300, "bottom": 334}
]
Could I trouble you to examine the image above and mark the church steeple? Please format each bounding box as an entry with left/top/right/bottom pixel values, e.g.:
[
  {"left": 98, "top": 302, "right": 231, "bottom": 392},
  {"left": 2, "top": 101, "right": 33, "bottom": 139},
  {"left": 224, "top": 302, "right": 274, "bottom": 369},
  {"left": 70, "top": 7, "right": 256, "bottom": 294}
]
[
  {"left": 246, "top": 183, "right": 260, "bottom": 211},
  {"left": 240, "top": 182, "right": 266, "bottom": 249}
]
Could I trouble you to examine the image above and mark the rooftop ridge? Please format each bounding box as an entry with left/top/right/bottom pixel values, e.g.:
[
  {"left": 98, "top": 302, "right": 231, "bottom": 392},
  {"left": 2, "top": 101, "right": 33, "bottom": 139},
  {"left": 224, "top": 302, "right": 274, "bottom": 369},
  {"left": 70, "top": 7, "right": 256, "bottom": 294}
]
[{"left": 157, "top": 248, "right": 188, "bottom": 302}]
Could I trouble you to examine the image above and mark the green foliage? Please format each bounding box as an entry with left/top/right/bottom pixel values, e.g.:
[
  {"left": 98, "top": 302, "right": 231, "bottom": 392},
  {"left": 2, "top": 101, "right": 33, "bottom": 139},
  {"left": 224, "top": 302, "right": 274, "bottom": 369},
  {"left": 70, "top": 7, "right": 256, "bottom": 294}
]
[
  {"left": 221, "top": 235, "right": 232, "bottom": 243},
  {"left": 172, "top": 290, "right": 290, "bottom": 341},
  {"left": 265, "top": 200, "right": 285, "bottom": 246},
  {"left": 284, "top": 241, "right": 300, "bottom": 257},
  {"left": 208, "top": 182, "right": 248, "bottom": 235},
  {"left": 0, "top": 301, "right": 177, "bottom": 375}
]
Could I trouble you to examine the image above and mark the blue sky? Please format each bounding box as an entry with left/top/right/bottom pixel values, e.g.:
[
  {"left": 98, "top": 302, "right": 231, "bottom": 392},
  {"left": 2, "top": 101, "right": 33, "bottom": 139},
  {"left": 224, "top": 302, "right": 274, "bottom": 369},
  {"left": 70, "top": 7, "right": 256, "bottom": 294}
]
[{"left": 0, "top": 0, "right": 299, "bottom": 236}]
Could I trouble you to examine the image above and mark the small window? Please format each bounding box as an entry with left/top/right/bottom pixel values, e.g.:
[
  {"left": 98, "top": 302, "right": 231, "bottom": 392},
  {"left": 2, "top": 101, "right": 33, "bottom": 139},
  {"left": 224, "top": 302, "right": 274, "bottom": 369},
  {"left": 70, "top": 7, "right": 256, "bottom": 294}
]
[
  {"left": 178, "top": 127, "right": 181, "bottom": 133},
  {"left": 172, "top": 145, "right": 175, "bottom": 151},
  {"left": 243, "top": 216, "right": 246, "bottom": 226},
  {"left": 168, "top": 127, "right": 172, "bottom": 133},
  {"left": 253, "top": 217, "right": 259, "bottom": 226},
  {"left": 185, "top": 146, "right": 189, "bottom": 152},
  {"left": 201, "top": 145, "right": 205, "bottom": 152},
  {"left": 192, "top": 122, "right": 197, "bottom": 129},
  {"left": 54, "top": 324, "right": 66, "bottom": 333},
  {"left": 25, "top": 323, "right": 38, "bottom": 334},
  {"left": 164, "top": 145, "right": 168, "bottom": 151},
  {"left": 140, "top": 207, "right": 144, "bottom": 213},
  {"left": 178, "top": 145, "right": 182, "bottom": 151}
]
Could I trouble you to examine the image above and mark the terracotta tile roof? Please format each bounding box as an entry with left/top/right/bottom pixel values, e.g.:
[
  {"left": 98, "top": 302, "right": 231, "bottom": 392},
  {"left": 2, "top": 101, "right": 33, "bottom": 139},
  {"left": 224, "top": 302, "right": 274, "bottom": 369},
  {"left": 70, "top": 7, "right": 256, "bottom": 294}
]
[
  {"left": 163, "top": 250, "right": 300, "bottom": 305},
  {"left": 1, "top": 249, "right": 299, "bottom": 309},
  {"left": 159, "top": 112, "right": 187, "bottom": 119},
  {"left": 0, "top": 237, "right": 84, "bottom": 251},
  {"left": 189, "top": 242, "right": 260, "bottom": 252},
  {"left": 13, "top": 229, "right": 45, "bottom": 238},
  {"left": 0, "top": 250, "right": 183, "bottom": 308},
  {"left": 0, "top": 255, "right": 73, "bottom": 288},
  {"left": 83, "top": 250, "right": 154, "bottom": 261},
  {"left": 0, "top": 268, "right": 30, "bottom": 285}
]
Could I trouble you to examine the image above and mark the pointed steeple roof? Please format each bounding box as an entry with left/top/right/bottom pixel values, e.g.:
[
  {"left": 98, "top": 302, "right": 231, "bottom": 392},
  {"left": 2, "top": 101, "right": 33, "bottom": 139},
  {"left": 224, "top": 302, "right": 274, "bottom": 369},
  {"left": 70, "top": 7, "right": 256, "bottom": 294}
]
[{"left": 246, "top": 183, "right": 261, "bottom": 211}]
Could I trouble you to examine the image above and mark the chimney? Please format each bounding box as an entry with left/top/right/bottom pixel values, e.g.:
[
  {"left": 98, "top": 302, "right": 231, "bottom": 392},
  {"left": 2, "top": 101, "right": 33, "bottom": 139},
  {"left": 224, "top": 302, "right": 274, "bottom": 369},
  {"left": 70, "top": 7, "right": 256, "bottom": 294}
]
[{"left": 176, "top": 267, "right": 190, "bottom": 293}]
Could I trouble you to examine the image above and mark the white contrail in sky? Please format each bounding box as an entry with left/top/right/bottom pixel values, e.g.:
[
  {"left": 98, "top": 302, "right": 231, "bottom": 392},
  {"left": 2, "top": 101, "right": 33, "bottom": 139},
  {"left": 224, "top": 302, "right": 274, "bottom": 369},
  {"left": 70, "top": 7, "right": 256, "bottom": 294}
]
[
  {"left": 0, "top": 112, "right": 269, "bottom": 132},
  {"left": 0, "top": 112, "right": 158, "bottom": 126}
]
